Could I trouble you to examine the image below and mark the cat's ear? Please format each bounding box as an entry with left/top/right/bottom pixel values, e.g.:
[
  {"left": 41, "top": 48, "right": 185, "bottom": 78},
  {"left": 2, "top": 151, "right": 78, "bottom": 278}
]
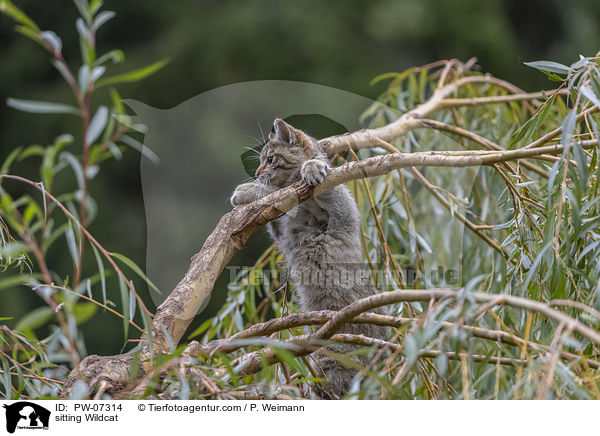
[
  {"left": 273, "top": 118, "right": 316, "bottom": 155},
  {"left": 273, "top": 118, "right": 296, "bottom": 145}
]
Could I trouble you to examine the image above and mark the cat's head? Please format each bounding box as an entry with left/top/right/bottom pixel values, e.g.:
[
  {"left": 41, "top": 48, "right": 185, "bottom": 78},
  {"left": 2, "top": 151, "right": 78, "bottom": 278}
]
[{"left": 255, "top": 118, "right": 322, "bottom": 188}]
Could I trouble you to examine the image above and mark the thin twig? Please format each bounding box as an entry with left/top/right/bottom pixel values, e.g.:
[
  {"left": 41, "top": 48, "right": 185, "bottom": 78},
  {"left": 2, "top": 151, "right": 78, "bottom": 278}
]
[{"left": 0, "top": 174, "right": 153, "bottom": 319}]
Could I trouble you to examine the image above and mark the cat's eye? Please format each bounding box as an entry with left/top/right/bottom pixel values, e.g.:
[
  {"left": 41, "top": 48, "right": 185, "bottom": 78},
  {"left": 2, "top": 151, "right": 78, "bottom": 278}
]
[{"left": 266, "top": 156, "right": 273, "bottom": 164}]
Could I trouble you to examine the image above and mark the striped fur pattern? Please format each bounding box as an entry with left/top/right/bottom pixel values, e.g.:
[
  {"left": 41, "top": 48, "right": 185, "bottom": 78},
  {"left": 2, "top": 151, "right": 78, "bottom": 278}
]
[{"left": 231, "top": 119, "right": 389, "bottom": 398}]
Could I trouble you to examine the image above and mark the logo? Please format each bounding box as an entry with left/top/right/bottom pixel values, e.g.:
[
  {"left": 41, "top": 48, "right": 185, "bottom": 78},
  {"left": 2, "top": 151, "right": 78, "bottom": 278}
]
[{"left": 2, "top": 402, "right": 50, "bottom": 433}]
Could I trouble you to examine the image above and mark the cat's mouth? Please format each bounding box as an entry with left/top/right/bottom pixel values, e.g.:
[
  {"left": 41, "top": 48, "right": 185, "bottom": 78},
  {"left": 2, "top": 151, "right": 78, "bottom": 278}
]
[
  {"left": 257, "top": 173, "right": 276, "bottom": 191},
  {"left": 257, "top": 169, "right": 301, "bottom": 190}
]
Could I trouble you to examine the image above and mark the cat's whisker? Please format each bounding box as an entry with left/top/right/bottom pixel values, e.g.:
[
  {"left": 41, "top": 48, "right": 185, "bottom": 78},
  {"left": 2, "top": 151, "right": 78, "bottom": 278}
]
[
  {"left": 257, "top": 121, "right": 266, "bottom": 143},
  {"left": 242, "top": 136, "right": 266, "bottom": 149},
  {"left": 243, "top": 145, "right": 261, "bottom": 154}
]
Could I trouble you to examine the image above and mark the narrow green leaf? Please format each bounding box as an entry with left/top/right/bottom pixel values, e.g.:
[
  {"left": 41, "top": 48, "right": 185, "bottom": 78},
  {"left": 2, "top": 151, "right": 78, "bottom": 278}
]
[
  {"left": 524, "top": 60, "right": 571, "bottom": 75},
  {"left": 23, "top": 201, "right": 41, "bottom": 227},
  {"left": 120, "top": 135, "right": 159, "bottom": 164},
  {"left": 85, "top": 278, "right": 92, "bottom": 298},
  {"left": 91, "top": 66, "right": 105, "bottom": 82},
  {"left": 129, "top": 286, "right": 136, "bottom": 321},
  {"left": 404, "top": 335, "right": 418, "bottom": 366},
  {"left": 539, "top": 70, "right": 565, "bottom": 81},
  {"left": 73, "top": 302, "right": 97, "bottom": 325},
  {"left": 92, "top": 10, "right": 114, "bottom": 30},
  {"left": 90, "top": 0, "right": 103, "bottom": 16},
  {"left": 96, "top": 58, "right": 169, "bottom": 88},
  {"left": 95, "top": 49, "right": 124, "bottom": 66},
  {"left": 54, "top": 133, "right": 75, "bottom": 149},
  {"left": 60, "top": 151, "right": 84, "bottom": 190},
  {"left": 78, "top": 65, "right": 90, "bottom": 92},
  {"left": 110, "top": 251, "right": 161, "bottom": 295},
  {"left": 560, "top": 110, "right": 576, "bottom": 156},
  {"left": 0, "top": 0, "right": 40, "bottom": 31},
  {"left": 41, "top": 149, "right": 55, "bottom": 192},
  {"left": 0, "top": 242, "right": 30, "bottom": 260},
  {"left": 108, "top": 142, "right": 122, "bottom": 160},
  {"left": 91, "top": 244, "right": 107, "bottom": 305},
  {"left": 86, "top": 106, "right": 108, "bottom": 144},
  {"left": 112, "top": 114, "right": 147, "bottom": 133},
  {"left": 141, "top": 305, "right": 153, "bottom": 358},
  {"left": 40, "top": 30, "right": 62, "bottom": 53},
  {"left": 369, "top": 72, "right": 402, "bottom": 86},
  {"left": 1, "top": 146, "right": 23, "bottom": 174},
  {"left": 79, "top": 34, "right": 95, "bottom": 66},
  {"left": 109, "top": 87, "right": 124, "bottom": 114},
  {"left": 510, "top": 93, "right": 556, "bottom": 148},
  {"left": 14, "top": 24, "right": 42, "bottom": 45},
  {"left": 0, "top": 274, "right": 35, "bottom": 291},
  {"left": 65, "top": 221, "right": 79, "bottom": 266},
  {"left": 73, "top": 0, "right": 91, "bottom": 23},
  {"left": 6, "top": 98, "right": 78, "bottom": 115},
  {"left": 18, "top": 145, "right": 45, "bottom": 160},
  {"left": 581, "top": 85, "right": 600, "bottom": 109},
  {"left": 523, "top": 242, "right": 553, "bottom": 290},
  {"left": 40, "top": 134, "right": 74, "bottom": 191},
  {"left": 2, "top": 359, "right": 12, "bottom": 400},
  {"left": 572, "top": 140, "right": 589, "bottom": 189},
  {"left": 15, "top": 306, "right": 54, "bottom": 331},
  {"left": 75, "top": 17, "right": 91, "bottom": 40},
  {"left": 119, "top": 275, "right": 129, "bottom": 340},
  {"left": 188, "top": 318, "right": 213, "bottom": 339}
]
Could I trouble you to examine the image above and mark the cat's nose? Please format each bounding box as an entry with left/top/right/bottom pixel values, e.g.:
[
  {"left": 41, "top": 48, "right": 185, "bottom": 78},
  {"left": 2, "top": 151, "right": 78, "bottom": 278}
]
[{"left": 255, "top": 164, "right": 265, "bottom": 177}]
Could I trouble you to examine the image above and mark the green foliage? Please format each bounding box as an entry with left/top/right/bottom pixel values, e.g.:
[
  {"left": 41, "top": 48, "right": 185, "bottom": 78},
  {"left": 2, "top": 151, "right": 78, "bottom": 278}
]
[
  {"left": 96, "top": 59, "right": 169, "bottom": 88},
  {"left": 150, "top": 57, "right": 600, "bottom": 399},
  {"left": 0, "top": 0, "right": 164, "bottom": 398},
  {"left": 1, "top": 0, "right": 599, "bottom": 401}
]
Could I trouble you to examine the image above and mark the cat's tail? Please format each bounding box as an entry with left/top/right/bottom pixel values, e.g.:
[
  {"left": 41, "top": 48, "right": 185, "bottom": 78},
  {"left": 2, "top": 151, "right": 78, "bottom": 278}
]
[
  {"left": 311, "top": 350, "right": 358, "bottom": 400},
  {"left": 310, "top": 324, "right": 391, "bottom": 399}
]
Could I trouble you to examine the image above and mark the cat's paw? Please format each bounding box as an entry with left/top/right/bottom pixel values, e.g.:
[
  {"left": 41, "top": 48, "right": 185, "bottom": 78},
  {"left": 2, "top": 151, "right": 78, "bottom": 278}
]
[
  {"left": 230, "top": 182, "right": 259, "bottom": 206},
  {"left": 301, "top": 159, "right": 328, "bottom": 186}
]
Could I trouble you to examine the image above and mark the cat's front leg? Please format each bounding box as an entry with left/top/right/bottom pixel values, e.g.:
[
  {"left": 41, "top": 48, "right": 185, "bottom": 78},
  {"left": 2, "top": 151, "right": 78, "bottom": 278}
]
[
  {"left": 302, "top": 159, "right": 360, "bottom": 231},
  {"left": 230, "top": 182, "right": 262, "bottom": 206},
  {"left": 301, "top": 159, "right": 328, "bottom": 186}
]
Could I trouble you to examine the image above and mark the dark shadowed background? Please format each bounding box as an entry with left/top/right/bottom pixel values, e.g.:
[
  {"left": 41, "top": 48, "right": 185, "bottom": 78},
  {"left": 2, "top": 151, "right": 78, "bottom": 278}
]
[{"left": 1, "top": 0, "right": 598, "bottom": 355}]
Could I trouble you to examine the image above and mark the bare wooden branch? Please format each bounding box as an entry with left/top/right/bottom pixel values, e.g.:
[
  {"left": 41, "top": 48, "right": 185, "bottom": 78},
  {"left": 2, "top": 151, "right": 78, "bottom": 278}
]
[
  {"left": 321, "top": 75, "right": 522, "bottom": 154},
  {"left": 184, "top": 309, "right": 600, "bottom": 369},
  {"left": 312, "top": 289, "right": 600, "bottom": 345},
  {"left": 331, "top": 333, "right": 528, "bottom": 367},
  {"left": 438, "top": 88, "right": 568, "bottom": 108},
  {"left": 416, "top": 119, "right": 549, "bottom": 177},
  {"left": 213, "top": 288, "right": 600, "bottom": 381}
]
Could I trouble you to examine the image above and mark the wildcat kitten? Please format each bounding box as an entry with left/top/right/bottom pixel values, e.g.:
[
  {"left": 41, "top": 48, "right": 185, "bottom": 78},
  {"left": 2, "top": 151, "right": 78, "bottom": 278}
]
[{"left": 231, "top": 119, "right": 389, "bottom": 399}]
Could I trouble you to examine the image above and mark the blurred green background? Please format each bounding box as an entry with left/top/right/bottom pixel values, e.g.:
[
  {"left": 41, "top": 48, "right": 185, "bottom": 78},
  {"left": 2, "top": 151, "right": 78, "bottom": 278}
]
[{"left": 1, "top": 0, "right": 599, "bottom": 356}]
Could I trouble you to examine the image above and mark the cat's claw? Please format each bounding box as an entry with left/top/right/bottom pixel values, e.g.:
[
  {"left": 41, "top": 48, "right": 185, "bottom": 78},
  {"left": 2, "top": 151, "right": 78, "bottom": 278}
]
[{"left": 301, "top": 159, "right": 328, "bottom": 186}]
